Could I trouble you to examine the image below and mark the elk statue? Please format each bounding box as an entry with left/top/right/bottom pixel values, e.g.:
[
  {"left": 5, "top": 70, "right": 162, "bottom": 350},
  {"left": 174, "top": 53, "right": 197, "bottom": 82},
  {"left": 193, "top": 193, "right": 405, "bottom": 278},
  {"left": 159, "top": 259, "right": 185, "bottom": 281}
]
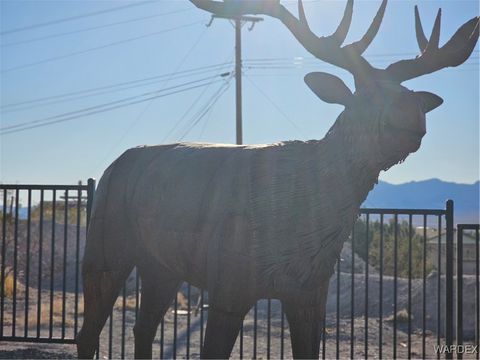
[{"left": 76, "top": 1, "right": 479, "bottom": 358}]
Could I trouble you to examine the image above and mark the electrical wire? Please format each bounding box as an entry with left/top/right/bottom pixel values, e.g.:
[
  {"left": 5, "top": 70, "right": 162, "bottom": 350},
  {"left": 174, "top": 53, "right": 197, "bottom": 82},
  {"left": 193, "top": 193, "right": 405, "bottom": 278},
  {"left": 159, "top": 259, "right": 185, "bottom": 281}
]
[
  {"left": 1, "top": 63, "right": 233, "bottom": 113},
  {"left": 1, "top": 20, "right": 205, "bottom": 73},
  {"left": 0, "top": 1, "right": 155, "bottom": 35},
  {"left": 0, "top": 80, "right": 223, "bottom": 136},
  {"left": 1, "top": 8, "right": 194, "bottom": 48},
  {"left": 244, "top": 74, "right": 305, "bottom": 138},
  {"left": 88, "top": 25, "right": 212, "bottom": 175},
  {"left": 162, "top": 50, "right": 236, "bottom": 143},
  {"left": 0, "top": 76, "right": 225, "bottom": 135},
  {"left": 178, "top": 74, "right": 234, "bottom": 141}
]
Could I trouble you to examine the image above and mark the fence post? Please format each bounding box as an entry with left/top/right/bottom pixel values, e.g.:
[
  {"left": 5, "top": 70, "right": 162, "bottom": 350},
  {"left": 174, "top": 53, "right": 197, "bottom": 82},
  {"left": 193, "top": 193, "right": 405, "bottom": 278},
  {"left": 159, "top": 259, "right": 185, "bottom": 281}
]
[
  {"left": 457, "top": 225, "right": 464, "bottom": 359},
  {"left": 86, "top": 178, "right": 96, "bottom": 230},
  {"left": 445, "top": 199, "right": 454, "bottom": 359}
]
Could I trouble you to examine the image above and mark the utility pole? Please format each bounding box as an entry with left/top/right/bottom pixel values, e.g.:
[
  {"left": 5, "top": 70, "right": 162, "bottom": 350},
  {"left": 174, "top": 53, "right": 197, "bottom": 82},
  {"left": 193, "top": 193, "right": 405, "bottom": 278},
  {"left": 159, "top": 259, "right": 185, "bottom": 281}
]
[
  {"left": 235, "top": 18, "right": 242, "bottom": 145},
  {"left": 207, "top": 14, "right": 262, "bottom": 145}
]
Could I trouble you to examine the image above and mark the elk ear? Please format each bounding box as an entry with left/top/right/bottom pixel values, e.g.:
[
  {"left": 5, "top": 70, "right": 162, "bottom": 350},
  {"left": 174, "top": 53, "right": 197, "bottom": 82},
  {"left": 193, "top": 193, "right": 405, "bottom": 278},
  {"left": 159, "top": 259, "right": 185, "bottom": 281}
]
[
  {"left": 304, "top": 72, "right": 354, "bottom": 107},
  {"left": 415, "top": 91, "right": 443, "bottom": 113}
]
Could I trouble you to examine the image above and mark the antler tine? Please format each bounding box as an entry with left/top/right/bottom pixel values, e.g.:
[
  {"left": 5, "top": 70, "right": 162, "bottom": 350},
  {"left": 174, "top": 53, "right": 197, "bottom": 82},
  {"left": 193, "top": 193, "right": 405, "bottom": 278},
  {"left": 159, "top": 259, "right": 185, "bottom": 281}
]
[
  {"left": 344, "top": 0, "right": 387, "bottom": 55},
  {"left": 428, "top": 9, "right": 442, "bottom": 50},
  {"left": 386, "top": 11, "right": 479, "bottom": 83},
  {"left": 441, "top": 15, "right": 479, "bottom": 66},
  {"left": 298, "top": 0, "right": 308, "bottom": 26},
  {"left": 415, "top": 6, "right": 429, "bottom": 52},
  {"left": 330, "top": 0, "right": 354, "bottom": 45}
]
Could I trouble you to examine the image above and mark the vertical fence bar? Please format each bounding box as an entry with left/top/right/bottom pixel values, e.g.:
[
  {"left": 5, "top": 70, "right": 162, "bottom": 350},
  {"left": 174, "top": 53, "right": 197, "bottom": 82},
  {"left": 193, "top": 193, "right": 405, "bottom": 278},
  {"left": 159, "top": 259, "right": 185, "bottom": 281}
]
[
  {"left": 322, "top": 312, "right": 326, "bottom": 360},
  {"left": 86, "top": 179, "right": 95, "bottom": 229},
  {"left": 135, "top": 270, "right": 140, "bottom": 320},
  {"left": 37, "top": 190, "right": 44, "bottom": 338},
  {"left": 476, "top": 228, "right": 479, "bottom": 360},
  {"left": 422, "top": 214, "right": 427, "bottom": 359},
  {"left": 200, "top": 289, "right": 204, "bottom": 356},
  {"left": 253, "top": 302, "right": 257, "bottom": 359},
  {"left": 121, "top": 286, "right": 126, "bottom": 359},
  {"left": 62, "top": 190, "right": 68, "bottom": 339},
  {"left": 187, "top": 284, "right": 191, "bottom": 359},
  {"left": 437, "top": 215, "right": 442, "bottom": 360},
  {"left": 379, "top": 213, "right": 384, "bottom": 359},
  {"left": 364, "top": 214, "right": 369, "bottom": 359},
  {"left": 408, "top": 214, "right": 412, "bottom": 359},
  {"left": 445, "top": 200, "right": 454, "bottom": 359},
  {"left": 350, "top": 225, "right": 355, "bottom": 360},
  {"left": 173, "top": 291, "right": 178, "bottom": 359},
  {"left": 49, "top": 189, "right": 56, "bottom": 339},
  {"left": 1, "top": 188, "right": 7, "bottom": 339},
  {"left": 12, "top": 189, "right": 19, "bottom": 337},
  {"left": 280, "top": 303, "right": 285, "bottom": 360},
  {"left": 74, "top": 189, "right": 81, "bottom": 336},
  {"left": 160, "top": 318, "right": 164, "bottom": 359},
  {"left": 240, "top": 317, "right": 244, "bottom": 359},
  {"left": 457, "top": 226, "right": 464, "bottom": 359},
  {"left": 267, "top": 299, "right": 271, "bottom": 360},
  {"left": 267, "top": 299, "right": 272, "bottom": 359},
  {"left": 108, "top": 311, "right": 113, "bottom": 359},
  {"left": 336, "top": 256, "right": 340, "bottom": 360},
  {"left": 24, "top": 189, "right": 32, "bottom": 338},
  {"left": 393, "top": 214, "right": 398, "bottom": 359}
]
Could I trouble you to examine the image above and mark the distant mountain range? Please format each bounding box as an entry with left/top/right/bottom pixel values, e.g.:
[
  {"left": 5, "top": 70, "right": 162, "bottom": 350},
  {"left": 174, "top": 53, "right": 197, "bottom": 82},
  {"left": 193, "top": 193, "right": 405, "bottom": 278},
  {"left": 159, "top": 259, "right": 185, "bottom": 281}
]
[{"left": 363, "top": 179, "right": 479, "bottom": 224}]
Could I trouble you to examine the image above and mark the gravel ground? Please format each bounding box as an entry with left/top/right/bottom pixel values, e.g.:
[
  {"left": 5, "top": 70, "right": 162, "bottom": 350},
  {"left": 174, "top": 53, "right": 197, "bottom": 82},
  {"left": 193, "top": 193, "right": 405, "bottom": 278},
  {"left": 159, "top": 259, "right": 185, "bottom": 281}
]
[{"left": 2, "top": 300, "right": 476, "bottom": 359}]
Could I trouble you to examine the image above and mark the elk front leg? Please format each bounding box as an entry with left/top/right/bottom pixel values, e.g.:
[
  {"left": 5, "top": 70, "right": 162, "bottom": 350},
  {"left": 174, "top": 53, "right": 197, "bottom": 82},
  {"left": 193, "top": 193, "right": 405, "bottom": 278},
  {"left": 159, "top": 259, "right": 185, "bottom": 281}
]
[
  {"left": 283, "top": 299, "right": 327, "bottom": 359},
  {"left": 134, "top": 266, "right": 181, "bottom": 359}
]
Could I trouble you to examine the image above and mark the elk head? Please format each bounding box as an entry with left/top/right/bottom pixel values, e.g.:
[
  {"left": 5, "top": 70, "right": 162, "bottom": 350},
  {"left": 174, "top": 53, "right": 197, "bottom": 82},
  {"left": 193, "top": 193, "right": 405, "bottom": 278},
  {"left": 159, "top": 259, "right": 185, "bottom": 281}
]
[{"left": 190, "top": 0, "right": 479, "bottom": 169}]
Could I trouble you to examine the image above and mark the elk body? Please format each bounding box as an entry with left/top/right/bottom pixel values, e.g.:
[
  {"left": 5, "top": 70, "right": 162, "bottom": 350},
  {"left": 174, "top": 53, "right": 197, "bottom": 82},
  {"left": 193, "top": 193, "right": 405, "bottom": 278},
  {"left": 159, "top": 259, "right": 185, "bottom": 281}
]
[{"left": 76, "top": 1, "right": 478, "bottom": 358}]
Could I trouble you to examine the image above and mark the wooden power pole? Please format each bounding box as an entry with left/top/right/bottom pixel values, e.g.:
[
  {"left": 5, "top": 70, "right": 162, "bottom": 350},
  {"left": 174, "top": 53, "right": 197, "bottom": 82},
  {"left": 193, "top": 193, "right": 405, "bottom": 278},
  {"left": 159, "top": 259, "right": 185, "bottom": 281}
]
[{"left": 208, "top": 15, "right": 262, "bottom": 145}]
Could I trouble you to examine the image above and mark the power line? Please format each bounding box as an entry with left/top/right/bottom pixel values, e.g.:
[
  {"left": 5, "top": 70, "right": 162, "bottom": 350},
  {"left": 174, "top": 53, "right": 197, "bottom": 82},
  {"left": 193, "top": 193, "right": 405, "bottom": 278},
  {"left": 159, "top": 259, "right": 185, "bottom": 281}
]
[
  {"left": 162, "top": 50, "right": 236, "bottom": 143},
  {"left": 0, "top": 75, "right": 226, "bottom": 135},
  {"left": 1, "top": 20, "right": 205, "bottom": 73},
  {"left": 178, "top": 75, "right": 234, "bottom": 141},
  {"left": 2, "top": 75, "right": 222, "bottom": 131},
  {"left": 162, "top": 73, "right": 228, "bottom": 143},
  {"left": 1, "top": 63, "right": 233, "bottom": 113},
  {"left": 1, "top": 8, "right": 194, "bottom": 48},
  {"left": 88, "top": 25, "right": 211, "bottom": 175},
  {"left": 0, "top": 80, "right": 223, "bottom": 136},
  {"left": 244, "top": 74, "right": 305, "bottom": 138},
  {"left": 0, "top": 1, "right": 155, "bottom": 35}
]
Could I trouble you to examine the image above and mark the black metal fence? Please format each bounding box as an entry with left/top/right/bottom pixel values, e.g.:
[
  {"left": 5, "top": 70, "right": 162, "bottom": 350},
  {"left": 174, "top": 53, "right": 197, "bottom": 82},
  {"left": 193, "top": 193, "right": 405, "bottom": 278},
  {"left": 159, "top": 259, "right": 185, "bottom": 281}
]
[
  {"left": 1, "top": 180, "right": 478, "bottom": 359},
  {"left": 0, "top": 180, "right": 95, "bottom": 345},
  {"left": 456, "top": 224, "right": 480, "bottom": 360}
]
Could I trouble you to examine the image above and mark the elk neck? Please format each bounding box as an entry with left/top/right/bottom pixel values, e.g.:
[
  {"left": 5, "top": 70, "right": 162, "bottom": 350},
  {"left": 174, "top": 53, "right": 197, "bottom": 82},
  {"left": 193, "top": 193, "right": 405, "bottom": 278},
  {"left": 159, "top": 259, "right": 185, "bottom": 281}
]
[{"left": 316, "top": 109, "right": 384, "bottom": 208}]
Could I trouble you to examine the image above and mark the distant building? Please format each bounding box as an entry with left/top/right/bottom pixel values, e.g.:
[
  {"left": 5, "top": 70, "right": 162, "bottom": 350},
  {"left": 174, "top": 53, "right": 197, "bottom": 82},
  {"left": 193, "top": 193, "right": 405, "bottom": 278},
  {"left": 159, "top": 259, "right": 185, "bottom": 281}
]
[{"left": 427, "top": 229, "right": 479, "bottom": 275}]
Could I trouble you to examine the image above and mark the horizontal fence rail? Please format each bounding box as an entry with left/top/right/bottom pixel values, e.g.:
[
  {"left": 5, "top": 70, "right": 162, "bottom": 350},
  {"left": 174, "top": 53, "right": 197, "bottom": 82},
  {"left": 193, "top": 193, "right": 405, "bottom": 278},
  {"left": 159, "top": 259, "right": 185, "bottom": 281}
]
[{"left": 2, "top": 182, "right": 475, "bottom": 359}]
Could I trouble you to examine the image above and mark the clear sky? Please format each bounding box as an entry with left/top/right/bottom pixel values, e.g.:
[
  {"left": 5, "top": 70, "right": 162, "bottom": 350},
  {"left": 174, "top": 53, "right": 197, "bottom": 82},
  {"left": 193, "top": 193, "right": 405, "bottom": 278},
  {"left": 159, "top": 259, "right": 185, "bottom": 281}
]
[{"left": 0, "top": 0, "right": 478, "bottom": 186}]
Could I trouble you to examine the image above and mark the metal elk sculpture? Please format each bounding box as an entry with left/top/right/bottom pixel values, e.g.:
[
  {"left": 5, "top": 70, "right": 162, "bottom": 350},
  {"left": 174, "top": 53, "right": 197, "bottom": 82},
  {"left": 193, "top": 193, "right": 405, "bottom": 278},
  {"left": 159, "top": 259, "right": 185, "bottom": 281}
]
[{"left": 77, "top": 0, "right": 479, "bottom": 358}]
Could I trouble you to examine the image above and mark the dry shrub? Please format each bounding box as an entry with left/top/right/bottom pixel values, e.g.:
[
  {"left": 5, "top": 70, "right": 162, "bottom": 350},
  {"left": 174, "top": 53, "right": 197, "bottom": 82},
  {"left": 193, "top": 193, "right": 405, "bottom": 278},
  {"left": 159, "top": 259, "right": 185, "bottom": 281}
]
[
  {"left": 1, "top": 269, "right": 26, "bottom": 299},
  {"left": 2, "top": 272, "right": 15, "bottom": 298},
  {"left": 25, "top": 295, "right": 76, "bottom": 328}
]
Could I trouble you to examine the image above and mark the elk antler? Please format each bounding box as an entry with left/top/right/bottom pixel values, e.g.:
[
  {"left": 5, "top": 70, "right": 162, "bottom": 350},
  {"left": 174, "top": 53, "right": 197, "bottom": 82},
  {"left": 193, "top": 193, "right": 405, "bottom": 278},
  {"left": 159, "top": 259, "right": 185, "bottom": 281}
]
[
  {"left": 386, "top": 8, "right": 480, "bottom": 82},
  {"left": 190, "top": 0, "right": 387, "bottom": 84}
]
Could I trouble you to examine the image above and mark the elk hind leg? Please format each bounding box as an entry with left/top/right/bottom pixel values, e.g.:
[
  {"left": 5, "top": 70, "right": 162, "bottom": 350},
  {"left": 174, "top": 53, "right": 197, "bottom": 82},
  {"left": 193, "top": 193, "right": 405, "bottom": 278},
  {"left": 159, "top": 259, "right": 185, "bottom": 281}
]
[
  {"left": 76, "top": 269, "right": 132, "bottom": 358},
  {"left": 201, "top": 307, "right": 248, "bottom": 359},
  {"left": 134, "top": 268, "right": 180, "bottom": 359},
  {"left": 283, "top": 301, "right": 325, "bottom": 359}
]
